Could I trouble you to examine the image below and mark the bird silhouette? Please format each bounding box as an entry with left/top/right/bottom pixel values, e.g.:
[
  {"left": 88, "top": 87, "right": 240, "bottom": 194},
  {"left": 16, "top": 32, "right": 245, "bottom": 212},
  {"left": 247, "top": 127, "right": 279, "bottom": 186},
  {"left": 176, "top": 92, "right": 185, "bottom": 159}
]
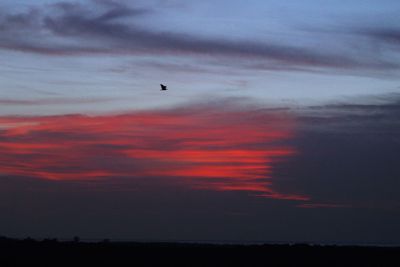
[{"left": 160, "top": 84, "right": 167, "bottom": 91}]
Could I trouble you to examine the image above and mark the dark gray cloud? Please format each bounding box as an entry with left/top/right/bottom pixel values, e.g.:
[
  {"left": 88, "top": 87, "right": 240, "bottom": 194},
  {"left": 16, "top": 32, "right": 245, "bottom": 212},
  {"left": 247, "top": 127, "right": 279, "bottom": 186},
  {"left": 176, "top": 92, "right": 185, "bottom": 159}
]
[
  {"left": 0, "top": 0, "right": 399, "bottom": 73},
  {"left": 0, "top": 97, "right": 113, "bottom": 106},
  {"left": 272, "top": 94, "right": 400, "bottom": 210},
  {"left": 362, "top": 28, "right": 400, "bottom": 47}
]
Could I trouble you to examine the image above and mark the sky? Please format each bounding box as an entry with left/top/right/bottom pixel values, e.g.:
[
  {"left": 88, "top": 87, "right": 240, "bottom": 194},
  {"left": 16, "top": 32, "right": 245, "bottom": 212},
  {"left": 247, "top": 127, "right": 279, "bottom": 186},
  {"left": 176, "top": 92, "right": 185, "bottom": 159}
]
[{"left": 1, "top": 0, "right": 400, "bottom": 244}]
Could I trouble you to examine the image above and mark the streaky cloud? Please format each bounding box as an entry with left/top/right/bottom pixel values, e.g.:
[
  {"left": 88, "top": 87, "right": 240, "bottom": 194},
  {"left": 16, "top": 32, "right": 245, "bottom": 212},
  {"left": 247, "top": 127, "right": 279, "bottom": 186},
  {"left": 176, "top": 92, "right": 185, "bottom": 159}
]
[
  {"left": 362, "top": 27, "right": 400, "bottom": 47},
  {"left": 0, "top": 0, "right": 398, "bottom": 73},
  {"left": 0, "top": 101, "right": 308, "bottom": 202},
  {"left": 0, "top": 97, "right": 114, "bottom": 106}
]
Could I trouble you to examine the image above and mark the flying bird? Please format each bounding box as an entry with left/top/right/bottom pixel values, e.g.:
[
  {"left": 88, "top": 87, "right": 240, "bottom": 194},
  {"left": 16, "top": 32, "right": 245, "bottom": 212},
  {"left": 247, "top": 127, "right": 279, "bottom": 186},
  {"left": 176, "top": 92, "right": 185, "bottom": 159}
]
[{"left": 160, "top": 84, "right": 167, "bottom": 91}]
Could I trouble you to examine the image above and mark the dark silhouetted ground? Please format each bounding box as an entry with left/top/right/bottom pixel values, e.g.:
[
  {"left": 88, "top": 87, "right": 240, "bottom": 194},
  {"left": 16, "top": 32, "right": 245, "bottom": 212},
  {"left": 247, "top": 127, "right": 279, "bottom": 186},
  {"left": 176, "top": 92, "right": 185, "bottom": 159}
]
[{"left": 0, "top": 236, "right": 399, "bottom": 266}]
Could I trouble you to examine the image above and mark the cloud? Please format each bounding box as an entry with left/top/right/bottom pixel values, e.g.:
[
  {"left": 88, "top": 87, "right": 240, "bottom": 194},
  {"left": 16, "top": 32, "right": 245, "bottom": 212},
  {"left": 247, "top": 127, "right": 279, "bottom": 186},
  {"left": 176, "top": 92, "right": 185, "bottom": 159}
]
[
  {"left": 361, "top": 27, "right": 400, "bottom": 47},
  {"left": 271, "top": 94, "right": 400, "bottom": 210},
  {"left": 0, "top": 102, "right": 308, "bottom": 202},
  {"left": 1, "top": 0, "right": 398, "bottom": 73},
  {"left": 297, "top": 203, "right": 351, "bottom": 209},
  {"left": 0, "top": 97, "right": 113, "bottom": 106},
  {"left": 1, "top": 97, "right": 400, "bottom": 242}
]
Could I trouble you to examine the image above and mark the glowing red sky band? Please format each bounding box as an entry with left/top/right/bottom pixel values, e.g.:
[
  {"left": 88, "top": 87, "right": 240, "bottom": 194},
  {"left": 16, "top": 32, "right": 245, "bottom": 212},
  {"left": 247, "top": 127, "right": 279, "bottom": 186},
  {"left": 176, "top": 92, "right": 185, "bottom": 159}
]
[{"left": 0, "top": 107, "right": 308, "bottom": 201}]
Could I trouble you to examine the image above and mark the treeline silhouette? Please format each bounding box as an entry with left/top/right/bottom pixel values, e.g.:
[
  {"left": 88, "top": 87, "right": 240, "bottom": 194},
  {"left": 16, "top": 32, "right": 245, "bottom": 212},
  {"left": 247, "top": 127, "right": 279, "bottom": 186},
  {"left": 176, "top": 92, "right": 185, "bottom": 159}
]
[{"left": 1, "top": 236, "right": 399, "bottom": 266}]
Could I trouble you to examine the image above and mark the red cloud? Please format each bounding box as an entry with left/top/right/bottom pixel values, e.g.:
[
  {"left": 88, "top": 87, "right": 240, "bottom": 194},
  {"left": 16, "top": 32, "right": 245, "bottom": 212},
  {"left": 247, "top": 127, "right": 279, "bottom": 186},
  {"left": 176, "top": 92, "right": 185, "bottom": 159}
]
[{"left": 0, "top": 106, "right": 308, "bottom": 201}]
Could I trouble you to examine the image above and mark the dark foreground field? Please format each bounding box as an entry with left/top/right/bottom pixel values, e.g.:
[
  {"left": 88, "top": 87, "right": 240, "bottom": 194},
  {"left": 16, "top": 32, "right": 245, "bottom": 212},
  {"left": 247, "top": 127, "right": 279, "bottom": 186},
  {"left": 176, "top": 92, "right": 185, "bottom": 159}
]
[{"left": 1, "top": 237, "right": 399, "bottom": 266}]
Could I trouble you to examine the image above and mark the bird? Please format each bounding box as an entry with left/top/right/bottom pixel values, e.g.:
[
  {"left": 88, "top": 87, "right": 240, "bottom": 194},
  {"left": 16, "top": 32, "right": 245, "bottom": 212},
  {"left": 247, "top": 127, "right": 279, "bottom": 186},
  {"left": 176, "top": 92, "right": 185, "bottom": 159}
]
[{"left": 160, "top": 84, "right": 167, "bottom": 91}]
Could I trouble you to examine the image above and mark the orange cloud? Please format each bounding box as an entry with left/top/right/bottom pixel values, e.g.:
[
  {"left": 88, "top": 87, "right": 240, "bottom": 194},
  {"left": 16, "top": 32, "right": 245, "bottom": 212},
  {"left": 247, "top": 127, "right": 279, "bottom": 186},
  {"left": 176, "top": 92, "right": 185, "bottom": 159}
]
[{"left": 0, "top": 106, "right": 308, "bottom": 201}]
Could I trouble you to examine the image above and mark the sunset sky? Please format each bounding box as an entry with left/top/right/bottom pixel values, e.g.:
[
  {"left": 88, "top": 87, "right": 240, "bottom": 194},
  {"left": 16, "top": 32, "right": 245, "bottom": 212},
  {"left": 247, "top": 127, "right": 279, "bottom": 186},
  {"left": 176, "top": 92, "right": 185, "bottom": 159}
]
[{"left": 1, "top": 0, "right": 400, "bottom": 244}]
